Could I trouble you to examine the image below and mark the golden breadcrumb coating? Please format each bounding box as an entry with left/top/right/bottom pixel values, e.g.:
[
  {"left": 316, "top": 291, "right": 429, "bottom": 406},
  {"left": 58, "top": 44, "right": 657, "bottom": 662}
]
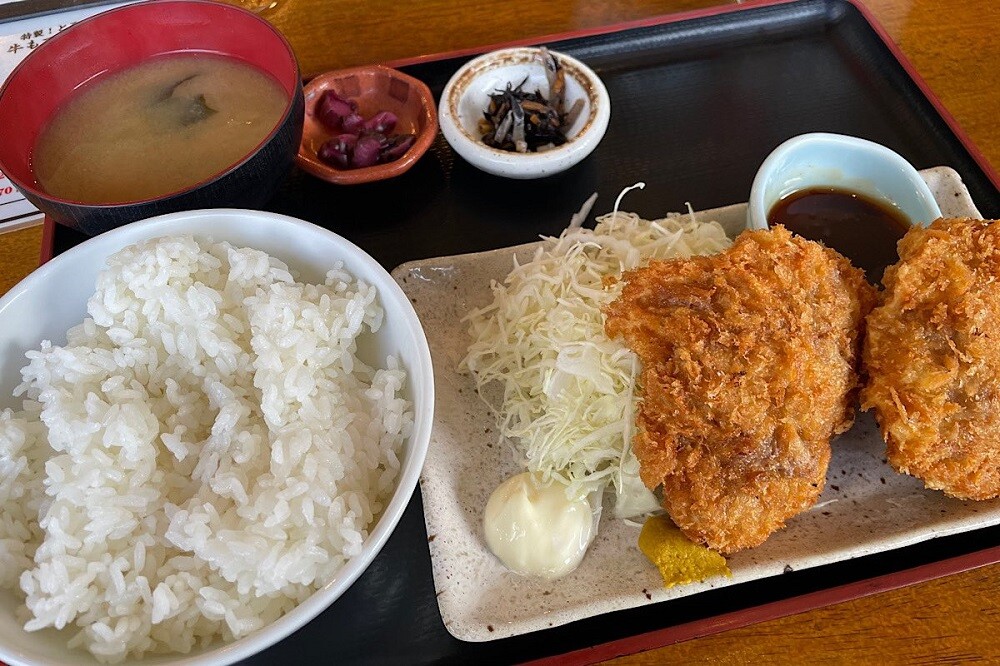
[
  {"left": 862, "top": 218, "right": 1000, "bottom": 500},
  {"left": 605, "top": 226, "right": 875, "bottom": 553}
]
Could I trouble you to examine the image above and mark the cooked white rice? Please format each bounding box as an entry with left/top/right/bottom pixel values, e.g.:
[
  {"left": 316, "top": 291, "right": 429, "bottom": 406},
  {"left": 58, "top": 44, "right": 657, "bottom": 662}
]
[{"left": 0, "top": 236, "right": 412, "bottom": 662}]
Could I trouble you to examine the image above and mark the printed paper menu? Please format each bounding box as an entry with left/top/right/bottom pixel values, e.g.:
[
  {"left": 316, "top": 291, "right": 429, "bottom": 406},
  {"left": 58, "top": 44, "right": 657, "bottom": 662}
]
[
  {"left": 0, "top": 1, "right": 132, "bottom": 231},
  {"left": 0, "top": 168, "right": 37, "bottom": 230}
]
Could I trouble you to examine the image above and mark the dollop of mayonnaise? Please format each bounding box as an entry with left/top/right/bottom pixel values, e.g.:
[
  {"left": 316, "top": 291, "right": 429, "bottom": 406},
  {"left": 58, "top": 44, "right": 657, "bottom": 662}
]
[{"left": 483, "top": 472, "right": 597, "bottom": 579}]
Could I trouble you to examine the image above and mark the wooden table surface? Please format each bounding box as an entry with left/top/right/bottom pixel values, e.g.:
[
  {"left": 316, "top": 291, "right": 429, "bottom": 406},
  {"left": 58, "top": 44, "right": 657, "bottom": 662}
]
[{"left": 1, "top": 0, "right": 998, "bottom": 663}]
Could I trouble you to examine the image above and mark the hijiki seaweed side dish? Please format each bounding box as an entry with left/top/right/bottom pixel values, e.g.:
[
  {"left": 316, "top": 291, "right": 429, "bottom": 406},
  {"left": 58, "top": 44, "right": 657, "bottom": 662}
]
[{"left": 479, "top": 48, "right": 584, "bottom": 153}]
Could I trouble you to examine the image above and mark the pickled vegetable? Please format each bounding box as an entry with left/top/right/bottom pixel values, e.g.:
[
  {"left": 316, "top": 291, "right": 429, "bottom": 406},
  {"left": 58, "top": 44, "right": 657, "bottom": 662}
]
[{"left": 314, "top": 90, "right": 416, "bottom": 170}]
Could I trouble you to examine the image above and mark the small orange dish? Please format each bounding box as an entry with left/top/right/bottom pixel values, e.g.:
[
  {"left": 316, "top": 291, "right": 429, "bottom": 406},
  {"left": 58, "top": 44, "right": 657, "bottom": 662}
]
[{"left": 297, "top": 65, "right": 438, "bottom": 185}]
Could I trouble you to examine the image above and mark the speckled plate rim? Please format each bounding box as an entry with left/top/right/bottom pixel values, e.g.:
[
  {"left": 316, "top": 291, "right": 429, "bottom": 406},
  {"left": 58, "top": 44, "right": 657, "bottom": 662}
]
[{"left": 392, "top": 166, "right": 991, "bottom": 644}]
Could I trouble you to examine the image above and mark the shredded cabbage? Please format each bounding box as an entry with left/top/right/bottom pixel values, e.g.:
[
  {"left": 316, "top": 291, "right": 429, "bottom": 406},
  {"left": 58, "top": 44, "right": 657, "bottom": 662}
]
[{"left": 462, "top": 202, "right": 732, "bottom": 515}]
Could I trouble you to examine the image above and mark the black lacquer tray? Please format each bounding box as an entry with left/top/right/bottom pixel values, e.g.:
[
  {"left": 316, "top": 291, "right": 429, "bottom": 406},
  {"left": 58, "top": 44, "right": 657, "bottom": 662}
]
[{"left": 42, "top": 0, "right": 1000, "bottom": 663}]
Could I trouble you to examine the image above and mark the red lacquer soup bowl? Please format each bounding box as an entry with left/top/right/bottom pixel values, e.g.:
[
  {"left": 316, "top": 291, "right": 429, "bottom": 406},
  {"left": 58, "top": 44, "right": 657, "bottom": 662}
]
[{"left": 0, "top": 0, "right": 304, "bottom": 236}]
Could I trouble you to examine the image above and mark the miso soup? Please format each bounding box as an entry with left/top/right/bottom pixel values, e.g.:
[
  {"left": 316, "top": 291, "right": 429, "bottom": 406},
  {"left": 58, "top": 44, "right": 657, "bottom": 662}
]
[{"left": 34, "top": 53, "right": 289, "bottom": 203}]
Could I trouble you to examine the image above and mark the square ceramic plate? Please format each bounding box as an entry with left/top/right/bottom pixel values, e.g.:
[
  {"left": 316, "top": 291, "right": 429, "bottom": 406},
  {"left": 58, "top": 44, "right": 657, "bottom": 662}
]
[{"left": 391, "top": 166, "right": 993, "bottom": 642}]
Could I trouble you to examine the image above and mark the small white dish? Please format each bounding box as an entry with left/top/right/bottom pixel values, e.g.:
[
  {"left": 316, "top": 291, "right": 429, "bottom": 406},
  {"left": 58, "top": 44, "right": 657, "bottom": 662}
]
[
  {"left": 439, "top": 47, "right": 611, "bottom": 179},
  {"left": 747, "top": 133, "right": 942, "bottom": 230}
]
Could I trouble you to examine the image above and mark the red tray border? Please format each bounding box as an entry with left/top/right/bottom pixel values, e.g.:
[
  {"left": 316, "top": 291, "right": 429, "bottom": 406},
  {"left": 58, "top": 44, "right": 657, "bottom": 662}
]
[
  {"left": 35, "top": 0, "right": 1000, "bottom": 661},
  {"left": 525, "top": 544, "right": 1000, "bottom": 665}
]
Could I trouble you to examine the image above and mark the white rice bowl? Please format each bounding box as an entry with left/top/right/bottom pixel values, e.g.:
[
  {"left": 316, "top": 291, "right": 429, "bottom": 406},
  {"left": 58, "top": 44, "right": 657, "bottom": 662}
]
[{"left": 0, "top": 210, "right": 433, "bottom": 666}]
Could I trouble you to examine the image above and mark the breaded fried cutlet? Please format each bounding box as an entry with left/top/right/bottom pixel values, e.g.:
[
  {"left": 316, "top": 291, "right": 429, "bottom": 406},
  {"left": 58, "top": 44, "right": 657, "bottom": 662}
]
[
  {"left": 862, "top": 218, "right": 1000, "bottom": 500},
  {"left": 605, "top": 226, "right": 876, "bottom": 553}
]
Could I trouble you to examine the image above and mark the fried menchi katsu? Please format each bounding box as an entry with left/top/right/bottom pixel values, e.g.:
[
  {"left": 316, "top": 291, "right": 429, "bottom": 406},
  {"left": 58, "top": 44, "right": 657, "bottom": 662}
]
[
  {"left": 605, "top": 226, "right": 876, "bottom": 553},
  {"left": 862, "top": 218, "right": 1000, "bottom": 500}
]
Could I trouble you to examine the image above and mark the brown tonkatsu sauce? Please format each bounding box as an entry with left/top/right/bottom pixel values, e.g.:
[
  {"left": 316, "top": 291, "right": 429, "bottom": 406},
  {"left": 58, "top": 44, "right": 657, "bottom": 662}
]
[{"left": 768, "top": 187, "right": 910, "bottom": 284}]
